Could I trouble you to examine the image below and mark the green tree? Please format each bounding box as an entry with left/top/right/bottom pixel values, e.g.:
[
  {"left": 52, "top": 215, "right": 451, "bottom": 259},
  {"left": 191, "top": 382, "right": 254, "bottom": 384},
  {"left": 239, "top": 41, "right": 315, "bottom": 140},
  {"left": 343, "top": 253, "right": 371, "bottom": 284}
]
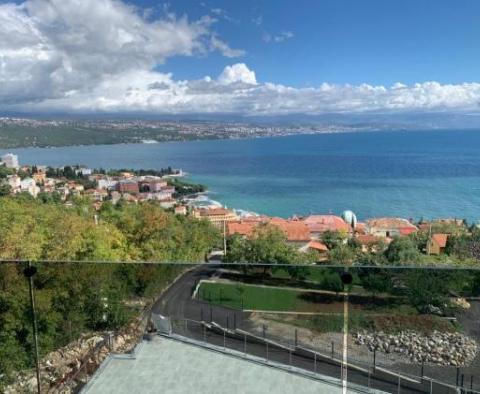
[{"left": 385, "top": 237, "right": 421, "bottom": 264}]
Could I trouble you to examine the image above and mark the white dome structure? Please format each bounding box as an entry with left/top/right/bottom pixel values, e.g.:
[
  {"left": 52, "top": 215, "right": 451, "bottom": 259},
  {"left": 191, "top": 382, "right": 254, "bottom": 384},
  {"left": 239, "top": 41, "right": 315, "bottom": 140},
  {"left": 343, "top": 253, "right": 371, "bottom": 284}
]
[{"left": 342, "top": 210, "right": 357, "bottom": 229}]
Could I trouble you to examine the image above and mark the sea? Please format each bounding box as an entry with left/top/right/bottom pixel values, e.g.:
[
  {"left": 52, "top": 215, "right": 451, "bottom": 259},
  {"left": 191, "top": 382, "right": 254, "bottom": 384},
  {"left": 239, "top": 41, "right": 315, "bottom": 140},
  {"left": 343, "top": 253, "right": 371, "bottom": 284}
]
[{"left": 3, "top": 129, "right": 480, "bottom": 223}]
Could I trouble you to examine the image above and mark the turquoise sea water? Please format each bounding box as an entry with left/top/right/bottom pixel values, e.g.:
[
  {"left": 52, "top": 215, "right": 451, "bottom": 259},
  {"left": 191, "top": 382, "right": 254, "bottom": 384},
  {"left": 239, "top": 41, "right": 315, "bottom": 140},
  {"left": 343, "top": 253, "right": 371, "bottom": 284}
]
[{"left": 3, "top": 130, "right": 480, "bottom": 222}]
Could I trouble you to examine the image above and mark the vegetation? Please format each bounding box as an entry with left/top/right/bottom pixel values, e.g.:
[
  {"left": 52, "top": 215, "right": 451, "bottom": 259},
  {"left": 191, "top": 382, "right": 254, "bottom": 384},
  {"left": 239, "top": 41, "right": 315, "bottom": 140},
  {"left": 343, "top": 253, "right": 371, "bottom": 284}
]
[
  {"left": 0, "top": 123, "right": 219, "bottom": 148},
  {"left": 0, "top": 196, "right": 220, "bottom": 388}
]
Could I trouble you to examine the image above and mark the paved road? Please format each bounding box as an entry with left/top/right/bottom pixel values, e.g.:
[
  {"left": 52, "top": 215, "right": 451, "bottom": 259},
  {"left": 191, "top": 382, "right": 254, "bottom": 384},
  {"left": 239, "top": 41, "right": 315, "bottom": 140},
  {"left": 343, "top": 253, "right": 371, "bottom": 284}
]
[{"left": 151, "top": 265, "right": 459, "bottom": 394}]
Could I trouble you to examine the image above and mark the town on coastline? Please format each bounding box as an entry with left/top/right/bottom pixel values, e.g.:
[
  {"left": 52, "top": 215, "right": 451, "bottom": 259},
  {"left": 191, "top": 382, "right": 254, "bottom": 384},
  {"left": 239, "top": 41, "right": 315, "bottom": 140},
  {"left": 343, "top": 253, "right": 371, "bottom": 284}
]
[{"left": 0, "top": 152, "right": 467, "bottom": 264}]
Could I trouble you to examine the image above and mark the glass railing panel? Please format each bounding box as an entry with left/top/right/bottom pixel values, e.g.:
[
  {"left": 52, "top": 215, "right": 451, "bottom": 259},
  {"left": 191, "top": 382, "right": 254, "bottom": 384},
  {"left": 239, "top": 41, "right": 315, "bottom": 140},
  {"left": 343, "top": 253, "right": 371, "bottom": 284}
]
[{"left": 347, "top": 266, "right": 480, "bottom": 393}]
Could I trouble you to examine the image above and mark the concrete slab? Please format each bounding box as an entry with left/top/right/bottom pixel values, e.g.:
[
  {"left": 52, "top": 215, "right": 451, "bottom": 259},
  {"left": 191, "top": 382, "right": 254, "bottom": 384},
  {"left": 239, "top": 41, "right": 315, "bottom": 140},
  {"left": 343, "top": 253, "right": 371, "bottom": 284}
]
[{"left": 82, "top": 336, "right": 367, "bottom": 394}]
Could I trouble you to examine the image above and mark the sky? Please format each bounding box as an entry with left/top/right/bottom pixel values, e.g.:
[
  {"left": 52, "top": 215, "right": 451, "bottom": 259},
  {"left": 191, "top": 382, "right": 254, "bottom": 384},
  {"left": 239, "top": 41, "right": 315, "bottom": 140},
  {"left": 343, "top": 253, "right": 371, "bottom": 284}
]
[{"left": 1, "top": 0, "right": 480, "bottom": 116}]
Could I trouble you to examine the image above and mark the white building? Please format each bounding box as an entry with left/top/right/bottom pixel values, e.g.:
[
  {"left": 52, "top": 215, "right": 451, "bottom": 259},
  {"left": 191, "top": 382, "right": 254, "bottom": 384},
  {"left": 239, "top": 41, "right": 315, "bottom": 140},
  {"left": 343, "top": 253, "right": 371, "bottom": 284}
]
[
  {"left": 6, "top": 174, "right": 21, "bottom": 191},
  {"left": 20, "top": 177, "right": 40, "bottom": 197},
  {"left": 1, "top": 153, "right": 19, "bottom": 169},
  {"left": 98, "top": 178, "right": 119, "bottom": 190}
]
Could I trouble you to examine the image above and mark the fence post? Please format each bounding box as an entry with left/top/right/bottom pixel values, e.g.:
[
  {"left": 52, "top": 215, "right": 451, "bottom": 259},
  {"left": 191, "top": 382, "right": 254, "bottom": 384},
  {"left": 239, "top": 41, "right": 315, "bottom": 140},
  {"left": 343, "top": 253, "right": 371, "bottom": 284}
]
[
  {"left": 263, "top": 324, "right": 266, "bottom": 339},
  {"left": 184, "top": 318, "right": 188, "bottom": 333},
  {"left": 294, "top": 329, "right": 298, "bottom": 348},
  {"left": 397, "top": 375, "right": 401, "bottom": 394},
  {"left": 289, "top": 348, "right": 292, "bottom": 365},
  {"left": 244, "top": 333, "right": 247, "bottom": 355},
  {"left": 471, "top": 375, "right": 474, "bottom": 391},
  {"left": 210, "top": 306, "right": 213, "bottom": 323},
  {"left": 200, "top": 307, "right": 204, "bottom": 322},
  {"left": 331, "top": 341, "right": 334, "bottom": 359},
  {"left": 373, "top": 348, "right": 376, "bottom": 371},
  {"left": 456, "top": 367, "right": 460, "bottom": 387},
  {"left": 266, "top": 342, "right": 269, "bottom": 362},
  {"left": 203, "top": 323, "right": 206, "bottom": 344},
  {"left": 461, "top": 374, "right": 464, "bottom": 393},
  {"left": 233, "top": 313, "right": 236, "bottom": 330},
  {"left": 314, "top": 352, "right": 317, "bottom": 373},
  {"left": 226, "top": 315, "right": 229, "bottom": 330},
  {"left": 223, "top": 329, "right": 226, "bottom": 351}
]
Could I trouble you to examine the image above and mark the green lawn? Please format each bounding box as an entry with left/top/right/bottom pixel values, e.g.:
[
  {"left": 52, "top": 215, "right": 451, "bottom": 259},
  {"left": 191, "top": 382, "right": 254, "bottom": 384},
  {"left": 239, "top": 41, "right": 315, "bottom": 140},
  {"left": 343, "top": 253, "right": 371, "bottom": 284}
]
[{"left": 198, "top": 281, "right": 345, "bottom": 312}]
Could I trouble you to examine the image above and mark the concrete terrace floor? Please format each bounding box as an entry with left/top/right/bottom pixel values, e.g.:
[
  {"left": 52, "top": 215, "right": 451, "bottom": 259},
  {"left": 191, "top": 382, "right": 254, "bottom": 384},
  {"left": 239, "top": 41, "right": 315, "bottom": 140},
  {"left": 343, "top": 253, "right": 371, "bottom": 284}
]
[{"left": 82, "top": 336, "right": 373, "bottom": 394}]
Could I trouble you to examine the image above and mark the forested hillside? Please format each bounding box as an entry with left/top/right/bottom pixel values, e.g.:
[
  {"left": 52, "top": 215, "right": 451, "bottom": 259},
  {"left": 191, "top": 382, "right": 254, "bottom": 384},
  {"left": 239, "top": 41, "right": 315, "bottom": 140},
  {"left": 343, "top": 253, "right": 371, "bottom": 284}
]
[{"left": 0, "top": 197, "right": 220, "bottom": 387}]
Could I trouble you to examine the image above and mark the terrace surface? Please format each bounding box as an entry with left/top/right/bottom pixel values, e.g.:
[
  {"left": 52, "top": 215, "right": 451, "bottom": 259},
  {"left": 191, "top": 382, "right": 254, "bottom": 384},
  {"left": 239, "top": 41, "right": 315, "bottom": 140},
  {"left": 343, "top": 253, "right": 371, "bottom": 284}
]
[{"left": 82, "top": 335, "right": 359, "bottom": 394}]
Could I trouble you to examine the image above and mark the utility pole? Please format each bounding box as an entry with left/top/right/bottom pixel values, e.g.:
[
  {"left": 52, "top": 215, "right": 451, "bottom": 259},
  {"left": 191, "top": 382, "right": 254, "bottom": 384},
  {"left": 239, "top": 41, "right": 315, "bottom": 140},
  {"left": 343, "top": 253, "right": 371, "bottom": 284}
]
[
  {"left": 426, "top": 224, "right": 432, "bottom": 255},
  {"left": 24, "top": 262, "right": 41, "bottom": 394},
  {"left": 223, "top": 219, "right": 227, "bottom": 257}
]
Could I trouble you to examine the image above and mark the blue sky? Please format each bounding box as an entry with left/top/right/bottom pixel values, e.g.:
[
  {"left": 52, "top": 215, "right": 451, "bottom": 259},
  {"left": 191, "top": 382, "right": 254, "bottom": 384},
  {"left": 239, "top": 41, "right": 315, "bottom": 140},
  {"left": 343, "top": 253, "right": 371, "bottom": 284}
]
[
  {"left": 1, "top": 0, "right": 480, "bottom": 115},
  {"left": 147, "top": 0, "right": 480, "bottom": 87}
]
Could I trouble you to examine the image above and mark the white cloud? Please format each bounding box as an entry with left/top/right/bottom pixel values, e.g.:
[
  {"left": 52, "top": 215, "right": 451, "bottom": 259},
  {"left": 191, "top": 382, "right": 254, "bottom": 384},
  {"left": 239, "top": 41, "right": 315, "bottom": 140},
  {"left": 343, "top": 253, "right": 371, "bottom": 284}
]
[
  {"left": 1, "top": 1, "right": 480, "bottom": 116},
  {"left": 210, "top": 36, "right": 245, "bottom": 58},
  {"left": 263, "top": 30, "right": 294, "bottom": 43},
  {"left": 217, "top": 63, "right": 257, "bottom": 85},
  {"left": 0, "top": 0, "right": 243, "bottom": 104}
]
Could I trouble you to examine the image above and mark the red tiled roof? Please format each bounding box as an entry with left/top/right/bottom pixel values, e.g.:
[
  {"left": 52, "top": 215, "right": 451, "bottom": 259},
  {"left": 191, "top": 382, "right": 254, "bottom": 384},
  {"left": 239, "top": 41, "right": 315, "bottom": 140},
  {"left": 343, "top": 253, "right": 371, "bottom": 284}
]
[
  {"left": 302, "top": 215, "right": 351, "bottom": 233},
  {"left": 399, "top": 227, "right": 417, "bottom": 236},
  {"left": 228, "top": 219, "right": 311, "bottom": 242},
  {"left": 356, "top": 235, "right": 382, "bottom": 245},
  {"left": 199, "top": 208, "right": 232, "bottom": 216},
  {"left": 274, "top": 221, "right": 311, "bottom": 242},
  {"left": 307, "top": 241, "right": 329, "bottom": 252},
  {"left": 432, "top": 233, "right": 448, "bottom": 248},
  {"left": 366, "top": 218, "right": 418, "bottom": 231}
]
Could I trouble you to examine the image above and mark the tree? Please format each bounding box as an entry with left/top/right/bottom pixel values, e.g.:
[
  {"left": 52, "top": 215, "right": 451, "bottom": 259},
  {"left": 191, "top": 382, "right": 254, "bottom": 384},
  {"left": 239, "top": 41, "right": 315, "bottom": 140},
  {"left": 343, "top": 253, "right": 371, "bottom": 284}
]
[
  {"left": 321, "top": 230, "right": 346, "bottom": 250},
  {"left": 329, "top": 244, "right": 355, "bottom": 265},
  {"left": 385, "top": 237, "right": 421, "bottom": 264},
  {"left": 0, "top": 184, "right": 11, "bottom": 196}
]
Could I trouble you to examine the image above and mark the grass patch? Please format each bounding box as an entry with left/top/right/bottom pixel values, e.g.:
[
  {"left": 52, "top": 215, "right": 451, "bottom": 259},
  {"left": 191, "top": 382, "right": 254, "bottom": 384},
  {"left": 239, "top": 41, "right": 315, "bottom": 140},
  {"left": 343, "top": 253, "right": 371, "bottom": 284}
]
[{"left": 198, "top": 281, "right": 332, "bottom": 312}]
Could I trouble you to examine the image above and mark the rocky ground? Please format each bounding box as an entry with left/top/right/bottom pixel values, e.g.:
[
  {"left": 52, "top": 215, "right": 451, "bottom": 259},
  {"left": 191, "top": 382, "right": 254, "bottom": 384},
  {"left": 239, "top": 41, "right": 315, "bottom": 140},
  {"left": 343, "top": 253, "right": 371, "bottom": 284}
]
[
  {"left": 4, "top": 320, "right": 146, "bottom": 394},
  {"left": 249, "top": 313, "right": 478, "bottom": 368},
  {"left": 353, "top": 330, "right": 478, "bottom": 366}
]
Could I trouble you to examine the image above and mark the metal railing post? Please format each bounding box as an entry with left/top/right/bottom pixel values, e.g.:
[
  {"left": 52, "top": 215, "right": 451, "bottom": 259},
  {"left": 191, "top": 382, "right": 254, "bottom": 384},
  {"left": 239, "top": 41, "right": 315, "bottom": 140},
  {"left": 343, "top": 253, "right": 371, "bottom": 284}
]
[
  {"left": 244, "top": 333, "right": 247, "bottom": 355},
  {"left": 266, "top": 342, "right": 269, "bottom": 362},
  {"left": 314, "top": 352, "right": 317, "bottom": 374},
  {"left": 331, "top": 341, "right": 334, "bottom": 359},
  {"left": 24, "top": 262, "right": 41, "bottom": 394}
]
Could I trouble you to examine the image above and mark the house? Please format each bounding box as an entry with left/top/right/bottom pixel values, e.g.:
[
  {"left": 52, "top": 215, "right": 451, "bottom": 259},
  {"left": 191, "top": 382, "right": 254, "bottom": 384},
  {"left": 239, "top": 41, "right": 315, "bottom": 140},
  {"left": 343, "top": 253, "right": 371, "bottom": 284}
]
[
  {"left": 160, "top": 199, "right": 176, "bottom": 209},
  {"left": 6, "top": 174, "right": 21, "bottom": 192},
  {"left": 118, "top": 180, "right": 139, "bottom": 194},
  {"left": 75, "top": 167, "right": 92, "bottom": 176},
  {"left": 98, "top": 178, "right": 119, "bottom": 190},
  {"left": 32, "top": 172, "right": 47, "bottom": 184},
  {"left": 139, "top": 179, "right": 168, "bottom": 192},
  {"left": 85, "top": 188, "right": 109, "bottom": 201},
  {"left": 193, "top": 207, "right": 239, "bottom": 229},
  {"left": 174, "top": 205, "right": 188, "bottom": 215},
  {"left": 20, "top": 177, "right": 40, "bottom": 197},
  {"left": 427, "top": 233, "right": 449, "bottom": 255},
  {"left": 1, "top": 153, "right": 19, "bottom": 169},
  {"left": 365, "top": 218, "right": 418, "bottom": 238},
  {"left": 302, "top": 215, "right": 352, "bottom": 239},
  {"left": 299, "top": 240, "right": 329, "bottom": 261},
  {"left": 227, "top": 217, "right": 311, "bottom": 247},
  {"left": 355, "top": 234, "right": 391, "bottom": 253}
]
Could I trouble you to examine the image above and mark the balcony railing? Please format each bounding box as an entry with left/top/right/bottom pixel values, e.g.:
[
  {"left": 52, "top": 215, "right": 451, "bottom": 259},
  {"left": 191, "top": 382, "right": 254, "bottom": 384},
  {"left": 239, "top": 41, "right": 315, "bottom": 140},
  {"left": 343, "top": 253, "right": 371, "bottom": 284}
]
[{"left": 1, "top": 261, "right": 479, "bottom": 393}]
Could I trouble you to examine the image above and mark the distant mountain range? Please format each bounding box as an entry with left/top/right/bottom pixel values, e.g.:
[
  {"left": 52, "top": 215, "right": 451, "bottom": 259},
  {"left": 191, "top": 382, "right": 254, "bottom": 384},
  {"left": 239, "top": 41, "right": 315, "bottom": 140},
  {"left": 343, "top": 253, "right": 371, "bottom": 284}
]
[{"left": 0, "top": 112, "right": 479, "bottom": 148}]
